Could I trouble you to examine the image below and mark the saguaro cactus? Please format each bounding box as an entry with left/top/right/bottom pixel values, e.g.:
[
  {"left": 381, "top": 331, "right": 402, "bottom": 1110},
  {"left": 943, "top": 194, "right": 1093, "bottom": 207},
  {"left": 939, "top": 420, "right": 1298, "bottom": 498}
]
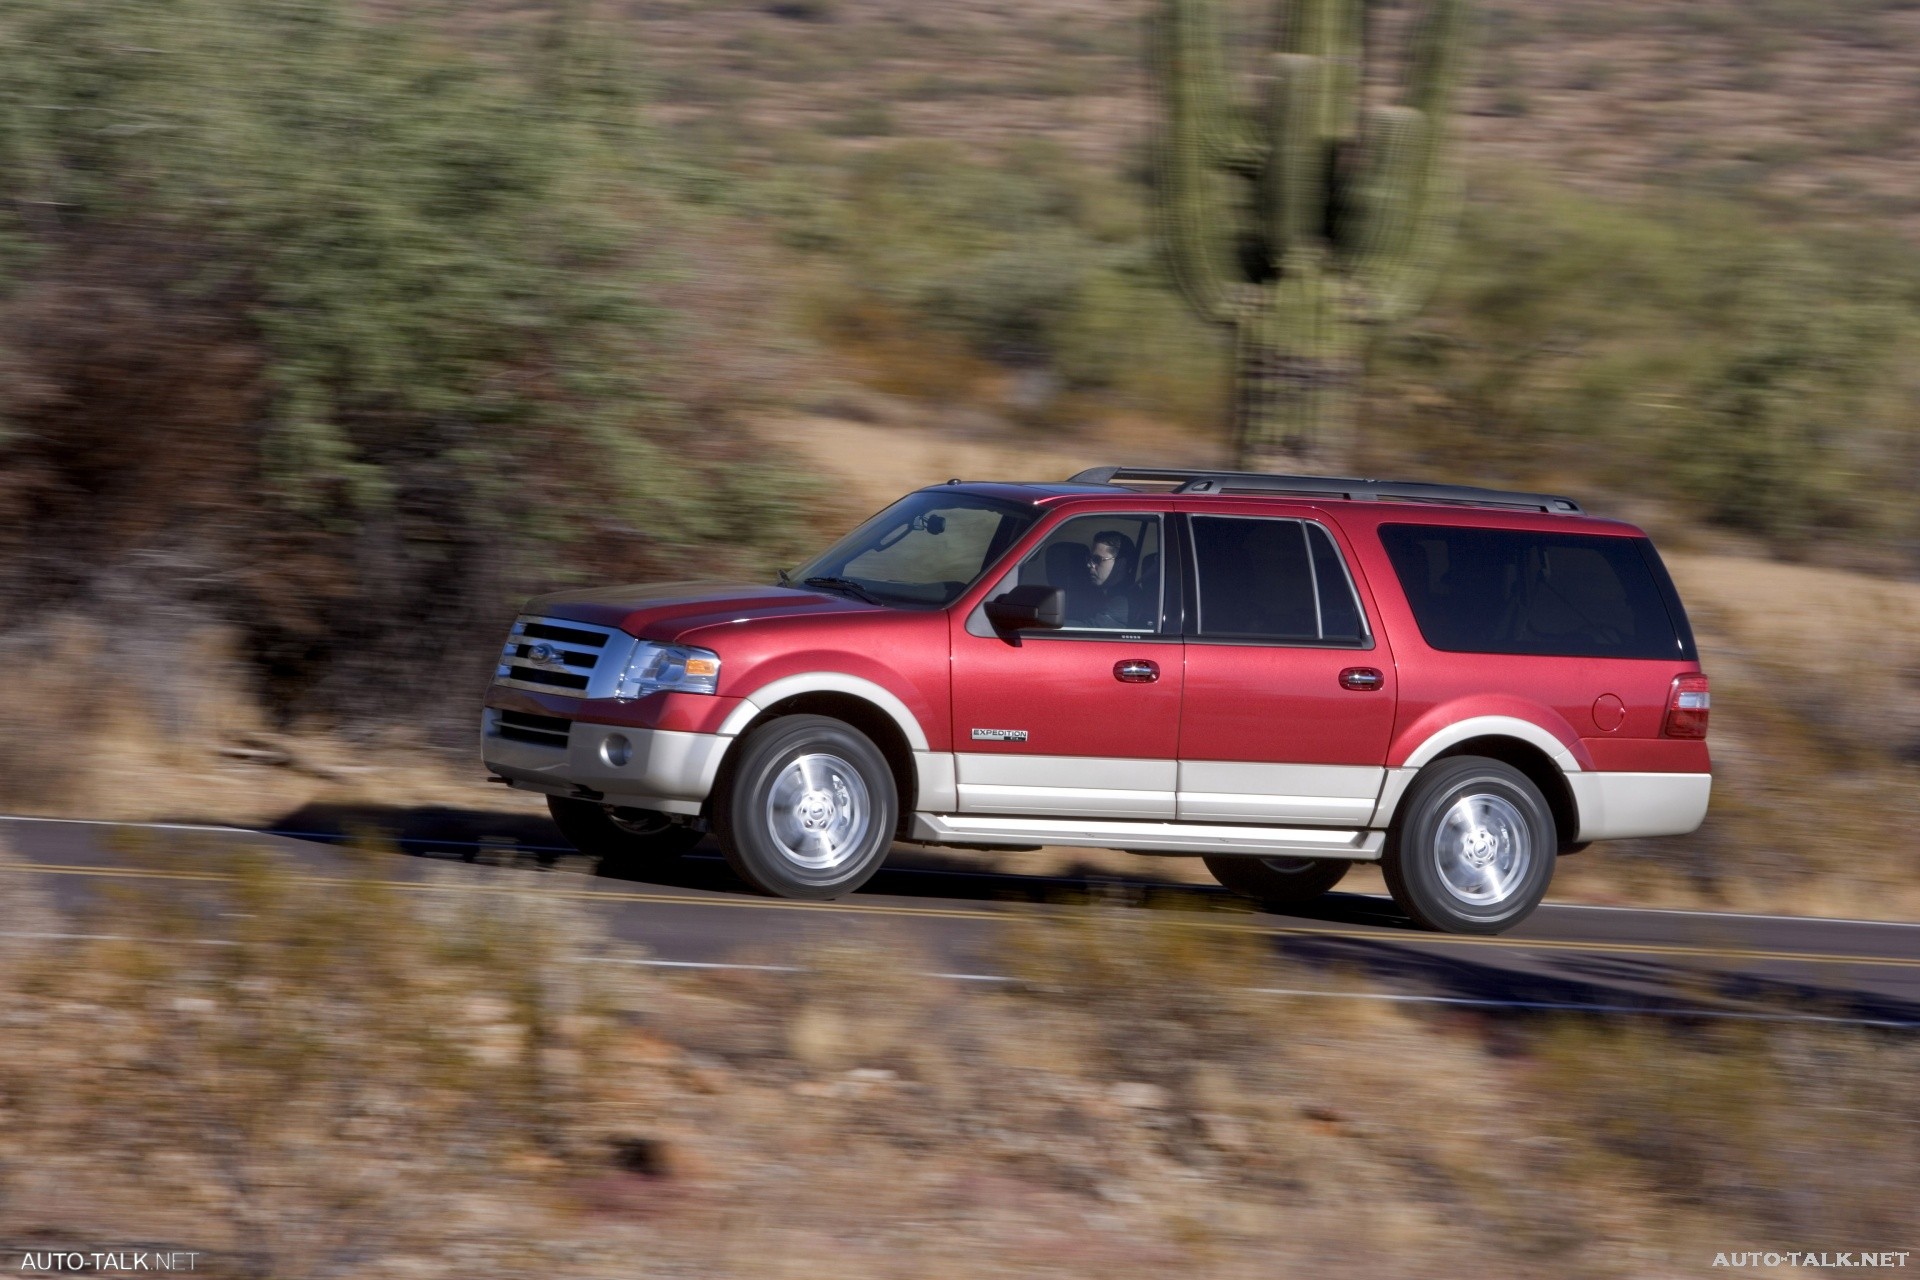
[{"left": 1151, "top": 0, "right": 1468, "bottom": 469}]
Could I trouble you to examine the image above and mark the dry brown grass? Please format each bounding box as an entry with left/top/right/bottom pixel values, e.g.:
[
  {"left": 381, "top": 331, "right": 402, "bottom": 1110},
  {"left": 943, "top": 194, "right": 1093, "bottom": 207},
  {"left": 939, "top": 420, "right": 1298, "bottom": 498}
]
[
  {"left": 1, "top": 848, "right": 1913, "bottom": 1278},
  {"left": 758, "top": 408, "right": 1228, "bottom": 521},
  {"left": 0, "top": 610, "right": 541, "bottom": 828},
  {"left": 617, "top": 0, "right": 1920, "bottom": 233},
  {"left": 0, "top": 613, "right": 300, "bottom": 818},
  {"left": 1666, "top": 553, "right": 1920, "bottom": 759}
]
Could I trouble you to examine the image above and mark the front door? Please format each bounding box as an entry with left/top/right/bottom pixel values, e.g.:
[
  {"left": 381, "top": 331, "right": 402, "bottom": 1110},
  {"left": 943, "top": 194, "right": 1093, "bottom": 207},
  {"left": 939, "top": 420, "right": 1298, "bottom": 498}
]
[
  {"left": 1177, "top": 513, "right": 1396, "bottom": 825},
  {"left": 949, "top": 512, "right": 1182, "bottom": 818}
]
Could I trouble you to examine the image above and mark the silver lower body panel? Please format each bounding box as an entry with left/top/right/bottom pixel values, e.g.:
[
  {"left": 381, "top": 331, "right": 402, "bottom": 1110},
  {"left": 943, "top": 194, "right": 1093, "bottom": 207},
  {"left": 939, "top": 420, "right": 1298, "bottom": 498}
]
[
  {"left": 909, "top": 812, "right": 1385, "bottom": 860},
  {"left": 1566, "top": 771, "right": 1713, "bottom": 841},
  {"left": 482, "top": 712, "right": 728, "bottom": 815}
]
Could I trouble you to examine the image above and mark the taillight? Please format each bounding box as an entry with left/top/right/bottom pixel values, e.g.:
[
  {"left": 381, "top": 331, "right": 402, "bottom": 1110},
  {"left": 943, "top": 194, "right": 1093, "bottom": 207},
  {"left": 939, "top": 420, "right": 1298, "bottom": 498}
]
[{"left": 1664, "top": 673, "right": 1710, "bottom": 739}]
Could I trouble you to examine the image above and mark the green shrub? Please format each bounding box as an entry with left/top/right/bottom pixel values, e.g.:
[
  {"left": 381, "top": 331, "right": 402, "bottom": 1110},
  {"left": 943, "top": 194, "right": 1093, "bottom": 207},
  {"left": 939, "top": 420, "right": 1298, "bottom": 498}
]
[
  {"left": 0, "top": 0, "right": 802, "bottom": 724},
  {"left": 1370, "top": 170, "right": 1920, "bottom": 548},
  {"left": 773, "top": 141, "right": 1226, "bottom": 425},
  {"left": 821, "top": 100, "right": 897, "bottom": 138}
]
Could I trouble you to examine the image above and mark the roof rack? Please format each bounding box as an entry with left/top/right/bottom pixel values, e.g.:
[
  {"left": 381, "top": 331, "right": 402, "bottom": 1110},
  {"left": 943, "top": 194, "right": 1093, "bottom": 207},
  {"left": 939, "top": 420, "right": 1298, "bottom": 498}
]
[{"left": 1067, "top": 467, "right": 1584, "bottom": 515}]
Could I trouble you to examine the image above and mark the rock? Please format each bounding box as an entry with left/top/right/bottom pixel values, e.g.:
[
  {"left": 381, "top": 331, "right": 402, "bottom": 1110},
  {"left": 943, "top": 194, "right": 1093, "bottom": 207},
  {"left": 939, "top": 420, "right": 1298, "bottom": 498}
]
[
  {"left": 787, "top": 1003, "right": 849, "bottom": 1069},
  {"left": 1197, "top": 1110, "right": 1254, "bottom": 1152},
  {"left": 1109, "top": 1081, "right": 1170, "bottom": 1110}
]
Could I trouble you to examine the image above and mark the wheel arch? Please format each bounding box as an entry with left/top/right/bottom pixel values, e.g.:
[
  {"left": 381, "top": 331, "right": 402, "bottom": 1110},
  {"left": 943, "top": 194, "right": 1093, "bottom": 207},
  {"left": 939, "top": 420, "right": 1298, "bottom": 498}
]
[
  {"left": 1420, "top": 735, "right": 1579, "bottom": 854},
  {"left": 710, "top": 691, "right": 919, "bottom": 831}
]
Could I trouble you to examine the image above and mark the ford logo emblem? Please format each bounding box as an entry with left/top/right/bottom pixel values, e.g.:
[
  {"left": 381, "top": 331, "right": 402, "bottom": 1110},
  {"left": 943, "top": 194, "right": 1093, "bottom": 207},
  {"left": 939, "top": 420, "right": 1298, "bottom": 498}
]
[{"left": 526, "top": 642, "right": 561, "bottom": 665}]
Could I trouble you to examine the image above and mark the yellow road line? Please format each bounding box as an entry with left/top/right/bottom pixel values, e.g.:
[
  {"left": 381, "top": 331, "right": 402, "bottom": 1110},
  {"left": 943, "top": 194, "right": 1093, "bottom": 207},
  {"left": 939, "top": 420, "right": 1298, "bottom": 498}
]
[{"left": 7, "top": 861, "right": 1918, "bottom": 970}]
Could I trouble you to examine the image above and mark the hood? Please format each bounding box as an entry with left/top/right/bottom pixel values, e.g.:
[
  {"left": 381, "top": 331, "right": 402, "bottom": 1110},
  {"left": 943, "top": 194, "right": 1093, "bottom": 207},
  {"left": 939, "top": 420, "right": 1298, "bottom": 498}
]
[{"left": 522, "top": 580, "right": 880, "bottom": 639}]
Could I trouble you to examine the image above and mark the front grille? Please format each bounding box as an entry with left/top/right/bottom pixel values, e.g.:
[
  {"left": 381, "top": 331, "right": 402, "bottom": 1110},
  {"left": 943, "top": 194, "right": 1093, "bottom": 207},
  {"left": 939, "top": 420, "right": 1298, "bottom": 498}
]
[
  {"left": 492, "top": 614, "right": 628, "bottom": 697},
  {"left": 496, "top": 709, "right": 573, "bottom": 748},
  {"left": 521, "top": 621, "right": 608, "bottom": 647},
  {"left": 506, "top": 664, "right": 590, "bottom": 690}
]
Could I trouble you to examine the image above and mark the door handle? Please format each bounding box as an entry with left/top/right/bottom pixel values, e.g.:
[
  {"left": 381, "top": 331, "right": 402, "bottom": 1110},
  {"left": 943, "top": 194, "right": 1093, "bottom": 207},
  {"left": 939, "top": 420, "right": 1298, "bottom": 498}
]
[
  {"left": 1114, "top": 659, "right": 1160, "bottom": 684},
  {"left": 1340, "top": 666, "right": 1384, "bottom": 691}
]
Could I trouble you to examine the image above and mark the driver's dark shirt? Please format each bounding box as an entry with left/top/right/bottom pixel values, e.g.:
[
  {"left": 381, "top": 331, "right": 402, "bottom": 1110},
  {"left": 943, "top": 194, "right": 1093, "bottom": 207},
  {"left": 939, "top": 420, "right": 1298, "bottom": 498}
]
[{"left": 1071, "top": 581, "right": 1132, "bottom": 628}]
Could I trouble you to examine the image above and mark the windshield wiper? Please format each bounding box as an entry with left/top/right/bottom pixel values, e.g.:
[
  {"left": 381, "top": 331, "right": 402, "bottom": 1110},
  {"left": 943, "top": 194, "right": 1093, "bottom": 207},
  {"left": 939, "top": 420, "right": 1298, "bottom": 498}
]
[{"left": 803, "top": 576, "right": 885, "bottom": 606}]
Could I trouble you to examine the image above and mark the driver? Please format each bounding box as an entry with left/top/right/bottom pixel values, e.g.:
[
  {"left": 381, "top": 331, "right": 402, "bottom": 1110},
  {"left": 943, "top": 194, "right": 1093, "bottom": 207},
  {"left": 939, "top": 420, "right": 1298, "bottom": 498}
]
[{"left": 1076, "top": 530, "right": 1137, "bottom": 628}]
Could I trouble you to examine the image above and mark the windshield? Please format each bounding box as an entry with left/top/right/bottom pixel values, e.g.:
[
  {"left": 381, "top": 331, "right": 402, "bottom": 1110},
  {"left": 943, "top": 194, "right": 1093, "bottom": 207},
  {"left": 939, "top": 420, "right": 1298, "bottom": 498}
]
[{"left": 788, "top": 491, "right": 1041, "bottom": 608}]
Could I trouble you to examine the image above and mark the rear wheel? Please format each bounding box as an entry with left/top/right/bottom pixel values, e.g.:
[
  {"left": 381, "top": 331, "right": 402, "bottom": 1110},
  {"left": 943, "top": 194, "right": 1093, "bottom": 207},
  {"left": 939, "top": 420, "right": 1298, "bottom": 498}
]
[
  {"left": 1203, "top": 855, "right": 1350, "bottom": 909},
  {"left": 546, "top": 795, "right": 703, "bottom": 878},
  {"left": 1382, "top": 756, "right": 1556, "bottom": 934},
  {"left": 714, "top": 714, "right": 898, "bottom": 900}
]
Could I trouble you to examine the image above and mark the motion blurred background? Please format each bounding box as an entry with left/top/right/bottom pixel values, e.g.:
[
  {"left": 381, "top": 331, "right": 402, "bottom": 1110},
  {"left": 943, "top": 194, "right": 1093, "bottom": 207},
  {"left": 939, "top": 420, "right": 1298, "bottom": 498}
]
[{"left": 1, "top": 3, "right": 1919, "bottom": 1275}]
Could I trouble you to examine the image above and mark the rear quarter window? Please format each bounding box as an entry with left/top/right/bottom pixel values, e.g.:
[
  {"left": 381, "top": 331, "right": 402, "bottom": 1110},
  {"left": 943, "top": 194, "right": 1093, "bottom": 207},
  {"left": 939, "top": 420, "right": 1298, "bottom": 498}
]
[{"left": 1378, "top": 524, "right": 1696, "bottom": 660}]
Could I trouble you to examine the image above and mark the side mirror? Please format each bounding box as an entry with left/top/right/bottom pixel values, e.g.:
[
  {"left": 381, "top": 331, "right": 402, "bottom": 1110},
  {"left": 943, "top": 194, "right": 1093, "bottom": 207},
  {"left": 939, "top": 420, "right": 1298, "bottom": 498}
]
[{"left": 984, "top": 584, "right": 1065, "bottom": 632}]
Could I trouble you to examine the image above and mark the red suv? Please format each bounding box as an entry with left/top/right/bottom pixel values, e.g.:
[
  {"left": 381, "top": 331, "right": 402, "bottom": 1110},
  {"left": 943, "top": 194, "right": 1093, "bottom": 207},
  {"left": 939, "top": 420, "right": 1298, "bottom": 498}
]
[{"left": 481, "top": 468, "right": 1711, "bottom": 934}]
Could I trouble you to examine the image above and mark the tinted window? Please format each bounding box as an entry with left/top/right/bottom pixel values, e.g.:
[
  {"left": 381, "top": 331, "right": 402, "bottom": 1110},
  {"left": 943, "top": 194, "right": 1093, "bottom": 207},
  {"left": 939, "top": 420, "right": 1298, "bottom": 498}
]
[
  {"left": 1191, "top": 516, "right": 1369, "bottom": 645},
  {"left": 1378, "top": 524, "right": 1692, "bottom": 659},
  {"left": 998, "top": 514, "right": 1163, "bottom": 633},
  {"left": 1307, "top": 524, "right": 1367, "bottom": 643}
]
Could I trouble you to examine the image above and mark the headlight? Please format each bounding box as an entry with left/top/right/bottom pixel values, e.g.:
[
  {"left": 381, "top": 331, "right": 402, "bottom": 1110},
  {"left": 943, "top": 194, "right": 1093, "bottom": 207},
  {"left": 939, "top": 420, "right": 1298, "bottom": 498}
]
[{"left": 615, "top": 642, "right": 721, "bottom": 699}]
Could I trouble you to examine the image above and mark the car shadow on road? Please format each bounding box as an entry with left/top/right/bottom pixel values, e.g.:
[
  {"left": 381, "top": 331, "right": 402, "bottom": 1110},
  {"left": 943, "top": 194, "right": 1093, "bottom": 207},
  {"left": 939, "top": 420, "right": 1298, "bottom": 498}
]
[
  {"left": 221, "top": 801, "right": 1919, "bottom": 1029},
  {"left": 1267, "top": 932, "right": 1920, "bottom": 1029},
  {"left": 255, "top": 799, "right": 1419, "bottom": 921}
]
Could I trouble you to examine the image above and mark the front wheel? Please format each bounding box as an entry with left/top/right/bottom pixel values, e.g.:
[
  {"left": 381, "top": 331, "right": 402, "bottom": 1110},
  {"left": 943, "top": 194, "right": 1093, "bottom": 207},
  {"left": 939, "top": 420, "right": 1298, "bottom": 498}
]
[
  {"left": 1382, "top": 756, "right": 1556, "bottom": 935},
  {"left": 1203, "top": 855, "right": 1350, "bottom": 909},
  {"left": 714, "top": 714, "right": 898, "bottom": 900},
  {"left": 546, "top": 796, "right": 703, "bottom": 878}
]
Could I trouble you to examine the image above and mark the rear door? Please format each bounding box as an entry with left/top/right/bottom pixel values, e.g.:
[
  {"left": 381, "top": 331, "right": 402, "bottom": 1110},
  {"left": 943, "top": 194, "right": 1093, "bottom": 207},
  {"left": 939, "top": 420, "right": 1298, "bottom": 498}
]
[
  {"left": 1175, "top": 510, "right": 1396, "bottom": 825},
  {"left": 948, "top": 511, "right": 1182, "bottom": 818}
]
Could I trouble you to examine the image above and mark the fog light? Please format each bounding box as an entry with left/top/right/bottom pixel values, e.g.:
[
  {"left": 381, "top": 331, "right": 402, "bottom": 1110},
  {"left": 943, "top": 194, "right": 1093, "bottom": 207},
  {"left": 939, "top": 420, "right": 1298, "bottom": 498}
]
[{"left": 600, "top": 734, "right": 632, "bottom": 767}]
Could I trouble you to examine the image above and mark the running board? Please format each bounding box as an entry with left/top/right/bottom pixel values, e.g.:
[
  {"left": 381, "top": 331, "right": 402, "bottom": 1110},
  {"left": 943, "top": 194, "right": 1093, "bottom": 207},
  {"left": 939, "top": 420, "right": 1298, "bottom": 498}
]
[{"left": 908, "top": 813, "right": 1385, "bottom": 861}]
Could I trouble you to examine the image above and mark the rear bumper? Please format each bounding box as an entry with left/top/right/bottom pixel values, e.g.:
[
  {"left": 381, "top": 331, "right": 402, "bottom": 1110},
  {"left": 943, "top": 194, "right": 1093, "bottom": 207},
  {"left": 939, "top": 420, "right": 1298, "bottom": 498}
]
[
  {"left": 1371, "top": 766, "right": 1712, "bottom": 842},
  {"left": 481, "top": 709, "right": 728, "bottom": 815},
  {"left": 1566, "top": 771, "right": 1712, "bottom": 842}
]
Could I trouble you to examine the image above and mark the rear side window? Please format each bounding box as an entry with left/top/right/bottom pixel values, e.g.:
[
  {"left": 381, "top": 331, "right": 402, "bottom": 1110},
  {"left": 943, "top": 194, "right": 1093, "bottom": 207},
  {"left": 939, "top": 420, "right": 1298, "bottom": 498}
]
[
  {"left": 1378, "top": 524, "right": 1694, "bottom": 660},
  {"left": 1190, "top": 516, "right": 1370, "bottom": 645}
]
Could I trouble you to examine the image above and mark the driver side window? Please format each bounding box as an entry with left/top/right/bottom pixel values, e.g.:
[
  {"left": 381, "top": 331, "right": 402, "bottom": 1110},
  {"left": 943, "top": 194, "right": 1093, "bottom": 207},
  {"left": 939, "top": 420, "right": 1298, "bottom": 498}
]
[{"left": 996, "top": 514, "right": 1164, "bottom": 634}]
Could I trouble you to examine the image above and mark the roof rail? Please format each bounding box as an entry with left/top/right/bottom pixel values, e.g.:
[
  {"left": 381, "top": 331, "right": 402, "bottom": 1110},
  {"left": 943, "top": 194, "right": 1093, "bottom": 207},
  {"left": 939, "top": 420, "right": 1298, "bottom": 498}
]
[{"left": 1067, "top": 467, "right": 1584, "bottom": 515}]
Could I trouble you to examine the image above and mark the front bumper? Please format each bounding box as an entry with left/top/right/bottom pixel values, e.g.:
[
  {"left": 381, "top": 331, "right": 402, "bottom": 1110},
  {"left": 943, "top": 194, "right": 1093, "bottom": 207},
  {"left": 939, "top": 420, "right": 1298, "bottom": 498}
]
[{"left": 481, "top": 708, "right": 729, "bottom": 815}]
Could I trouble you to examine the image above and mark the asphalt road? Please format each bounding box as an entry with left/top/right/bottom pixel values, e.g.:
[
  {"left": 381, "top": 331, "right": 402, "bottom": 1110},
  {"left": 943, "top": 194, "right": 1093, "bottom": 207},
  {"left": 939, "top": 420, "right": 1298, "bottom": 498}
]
[{"left": 4, "top": 812, "right": 1918, "bottom": 1029}]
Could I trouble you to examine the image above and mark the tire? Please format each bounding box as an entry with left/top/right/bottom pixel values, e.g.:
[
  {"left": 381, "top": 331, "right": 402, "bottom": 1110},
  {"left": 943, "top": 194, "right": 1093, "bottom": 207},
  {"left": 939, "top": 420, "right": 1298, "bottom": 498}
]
[
  {"left": 546, "top": 795, "right": 703, "bottom": 878},
  {"left": 1382, "top": 756, "right": 1557, "bottom": 935},
  {"left": 713, "top": 714, "right": 898, "bottom": 900},
  {"left": 1203, "top": 855, "right": 1350, "bottom": 909}
]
